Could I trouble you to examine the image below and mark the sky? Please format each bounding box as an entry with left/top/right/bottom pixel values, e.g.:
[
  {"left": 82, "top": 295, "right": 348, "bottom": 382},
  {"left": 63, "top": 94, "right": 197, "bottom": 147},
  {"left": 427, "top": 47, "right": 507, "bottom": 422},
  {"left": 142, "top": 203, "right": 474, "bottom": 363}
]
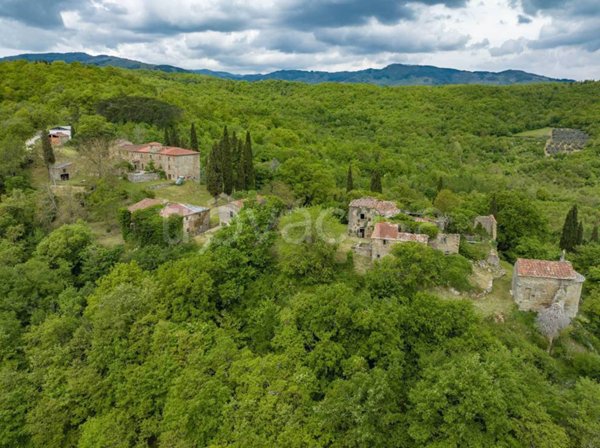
[{"left": 0, "top": 0, "right": 598, "bottom": 80}]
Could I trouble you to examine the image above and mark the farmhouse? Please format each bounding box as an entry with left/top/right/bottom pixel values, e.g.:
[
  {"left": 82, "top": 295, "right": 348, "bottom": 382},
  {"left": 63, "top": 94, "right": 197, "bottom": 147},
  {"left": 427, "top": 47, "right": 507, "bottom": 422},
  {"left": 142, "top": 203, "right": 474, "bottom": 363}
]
[
  {"left": 474, "top": 215, "right": 497, "bottom": 240},
  {"left": 371, "top": 222, "right": 428, "bottom": 260},
  {"left": 117, "top": 141, "right": 200, "bottom": 182},
  {"left": 511, "top": 258, "right": 585, "bottom": 318},
  {"left": 348, "top": 197, "right": 400, "bottom": 238},
  {"left": 127, "top": 198, "right": 210, "bottom": 236},
  {"left": 49, "top": 126, "right": 72, "bottom": 146}
]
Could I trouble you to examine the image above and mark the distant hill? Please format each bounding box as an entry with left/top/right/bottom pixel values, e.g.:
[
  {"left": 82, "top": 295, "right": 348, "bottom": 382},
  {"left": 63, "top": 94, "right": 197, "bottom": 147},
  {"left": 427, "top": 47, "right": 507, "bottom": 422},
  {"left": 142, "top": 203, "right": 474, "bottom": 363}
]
[{"left": 0, "top": 52, "right": 573, "bottom": 85}]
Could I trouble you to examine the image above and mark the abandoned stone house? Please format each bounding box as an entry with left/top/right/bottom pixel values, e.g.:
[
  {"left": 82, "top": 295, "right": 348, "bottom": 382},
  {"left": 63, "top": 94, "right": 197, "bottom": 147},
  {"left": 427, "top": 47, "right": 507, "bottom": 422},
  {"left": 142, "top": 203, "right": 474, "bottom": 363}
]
[
  {"left": 49, "top": 162, "right": 73, "bottom": 182},
  {"left": 511, "top": 258, "right": 585, "bottom": 318},
  {"left": 218, "top": 199, "right": 246, "bottom": 226},
  {"left": 371, "top": 222, "right": 429, "bottom": 260},
  {"left": 474, "top": 215, "right": 497, "bottom": 240},
  {"left": 413, "top": 216, "right": 448, "bottom": 232},
  {"left": 127, "top": 198, "right": 210, "bottom": 237},
  {"left": 159, "top": 203, "right": 211, "bottom": 236},
  {"left": 217, "top": 196, "right": 266, "bottom": 226},
  {"left": 116, "top": 141, "right": 200, "bottom": 182},
  {"left": 429, "top": 233, "right": 461, "bottom": 255},
  {"left": 545, "top": 128, "right": 589, "bottom": 155},
  {"left": 348, "top": 197, "right": 401, "bottom": 238}
]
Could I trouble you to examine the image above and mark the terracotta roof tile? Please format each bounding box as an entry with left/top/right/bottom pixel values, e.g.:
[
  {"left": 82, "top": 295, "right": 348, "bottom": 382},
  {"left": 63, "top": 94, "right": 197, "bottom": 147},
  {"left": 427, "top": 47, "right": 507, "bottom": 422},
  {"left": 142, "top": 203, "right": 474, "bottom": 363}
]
[
  {"left": 372, "top": 222, "right": 399, "bottom": 239},
  {"left": 372, "top": 222, "right": 429, "bottom": 243},
  {"left": 120, "top": 143, "right": 199, "bottom": 157},
  {"left": 349, "top": 197, "right": 400, "bottom": 216},
  {"left": 516, "top": 258, "right": 577, "bottom": 280}
]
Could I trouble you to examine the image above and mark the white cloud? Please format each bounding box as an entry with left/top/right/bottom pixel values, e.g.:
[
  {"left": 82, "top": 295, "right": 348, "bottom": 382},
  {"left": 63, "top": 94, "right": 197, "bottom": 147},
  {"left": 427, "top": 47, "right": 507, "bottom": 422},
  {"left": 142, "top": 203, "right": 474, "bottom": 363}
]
[{"left": 0, "top": 0, "right": 598, "bottom": 80}]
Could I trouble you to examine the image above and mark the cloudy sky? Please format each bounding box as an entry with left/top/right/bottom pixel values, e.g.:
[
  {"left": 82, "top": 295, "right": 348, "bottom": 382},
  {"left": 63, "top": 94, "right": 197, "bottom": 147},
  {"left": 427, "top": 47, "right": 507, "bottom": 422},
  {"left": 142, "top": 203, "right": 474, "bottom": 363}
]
[{"left": 0, "top": 0, "right": 598, "bottom": 79}]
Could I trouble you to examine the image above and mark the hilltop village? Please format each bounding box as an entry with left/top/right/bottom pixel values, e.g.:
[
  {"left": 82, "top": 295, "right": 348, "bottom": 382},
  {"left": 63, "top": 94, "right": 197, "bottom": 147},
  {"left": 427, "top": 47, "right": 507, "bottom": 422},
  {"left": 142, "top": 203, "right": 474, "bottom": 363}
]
[
  {"left": 2, "top": 61, "right": 600, "bottom": 447},
  {"left": 39, "top": 123, "right": 587, "bottom": 330}
]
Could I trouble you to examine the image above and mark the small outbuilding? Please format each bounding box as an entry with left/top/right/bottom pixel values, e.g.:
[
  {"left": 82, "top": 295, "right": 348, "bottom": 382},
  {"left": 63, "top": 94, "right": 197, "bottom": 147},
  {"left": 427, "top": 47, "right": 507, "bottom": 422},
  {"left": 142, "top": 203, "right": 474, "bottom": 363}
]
[
  {"left": 512, "top": 258, "right": 585, "bottom": 318},
  {"left": 49, "top": 162, "right": 73, "bottom": 182},
  {"left": 429, "top": 233, "right": 461, "bottom": 255}
]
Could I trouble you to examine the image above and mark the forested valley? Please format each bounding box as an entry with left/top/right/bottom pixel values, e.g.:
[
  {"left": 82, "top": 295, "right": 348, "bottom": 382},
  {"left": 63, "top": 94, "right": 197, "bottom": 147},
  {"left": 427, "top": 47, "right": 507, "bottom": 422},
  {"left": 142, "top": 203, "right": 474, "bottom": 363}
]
[{"left": 1, "top": 60, "right": 600, "bottom": 447}]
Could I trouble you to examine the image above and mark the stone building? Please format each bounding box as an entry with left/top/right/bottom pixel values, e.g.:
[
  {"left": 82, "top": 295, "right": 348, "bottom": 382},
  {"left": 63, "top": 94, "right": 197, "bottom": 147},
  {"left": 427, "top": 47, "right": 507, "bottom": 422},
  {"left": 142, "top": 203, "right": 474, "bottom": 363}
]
[
  {"left": 49, "top": 162, "right": 73, "bottom": 182},
  {"left": 48, "top": 126, "right": 72, "bottom": 146},
  {"left": 126, "top": 198, "right": 210, "bottom": 237},
  {"left": 348, "top": 197, "right": 400, "bottom": 238},
  {"left": 474, "top": 215, "right": 497, "bottom": 240},
  {"left": 511, "top": 258, "right": 585, "bottom": 318},
  {"left": 371, "top": 222, "right": 428, "bottom": 260},
  {"left": 428, "top": 233, "right": 461, "bottom": 255},
  {"left": 159, "top": 203, "right": 211, "bottom": 236},
  {"left": 116, "top": 141, "right": 200, "bottom": 182},
  {"left": 218, "top": 200, "right": 244, "bottom": 225},
  {"left": 217, "top": 196, "right": 266, "bottom": 225}
]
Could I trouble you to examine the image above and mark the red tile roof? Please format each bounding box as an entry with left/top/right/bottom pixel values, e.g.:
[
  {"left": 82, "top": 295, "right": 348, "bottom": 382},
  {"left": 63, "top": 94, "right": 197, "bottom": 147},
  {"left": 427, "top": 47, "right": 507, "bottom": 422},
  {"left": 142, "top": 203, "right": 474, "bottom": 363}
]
[
  {"left": 159, "top": 203, "right": 208, "bottom": 217},
  {"left": 349, "top": 197, "right": 400, "bottom": 216},
  {"left": 372, "top": 222, "right": 429, "bottom": 243},
  {"left": 372, "top": 222, "right": 399, "bottom": 239},
  {"left": 127, "top": 198, "right": 163, "bottom": 213},
  {"left": 515, "top": 258, "right": 577, "bottom": 280},
  {"left": 120, "top": 143, "right": 199, "bottom": 157}
]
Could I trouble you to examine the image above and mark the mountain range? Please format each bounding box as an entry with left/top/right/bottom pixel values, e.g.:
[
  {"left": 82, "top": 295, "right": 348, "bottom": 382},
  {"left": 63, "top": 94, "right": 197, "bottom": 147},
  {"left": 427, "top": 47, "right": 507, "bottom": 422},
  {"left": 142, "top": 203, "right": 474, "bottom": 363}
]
[{"left": 0, "top": 52, "right": 573, "bottom": 86}]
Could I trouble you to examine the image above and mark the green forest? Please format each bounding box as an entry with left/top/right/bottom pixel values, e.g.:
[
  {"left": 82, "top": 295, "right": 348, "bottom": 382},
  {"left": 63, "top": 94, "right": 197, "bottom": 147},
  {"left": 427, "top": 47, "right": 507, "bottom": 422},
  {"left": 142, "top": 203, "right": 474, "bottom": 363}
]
[{"left": 1, "top": 60, "right": 600, "bottom": 447}]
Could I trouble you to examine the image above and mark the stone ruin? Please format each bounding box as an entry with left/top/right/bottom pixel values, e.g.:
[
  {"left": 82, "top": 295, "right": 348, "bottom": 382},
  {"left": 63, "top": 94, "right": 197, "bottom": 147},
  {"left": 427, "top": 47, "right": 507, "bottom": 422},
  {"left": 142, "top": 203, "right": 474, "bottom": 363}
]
[{"left": 545, "top": 128, "right": 589, "bottom": 155}]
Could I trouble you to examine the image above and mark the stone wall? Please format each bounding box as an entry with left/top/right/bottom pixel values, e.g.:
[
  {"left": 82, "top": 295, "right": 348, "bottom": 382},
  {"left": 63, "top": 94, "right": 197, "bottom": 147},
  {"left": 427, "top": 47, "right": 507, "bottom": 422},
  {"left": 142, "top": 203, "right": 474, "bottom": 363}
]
[
  {"left": 348, "top": 206, "right": 378, "bottom": 238},
  {"left": 218, "top": 203, "right": 242, "bottom": 225},
  {"left": 512, "top": 271, "right": 583, "bottom": 318},
  {"left": 127, "top": 171, "right": 160, "bottom": 183},
  {"left": 371, "top": 238, "right": 394, "bottom": 260},
  {"left": 184, "top": 210, "right": 211, "bottom": 236},
  {"left": 428, "top": 233, "right": 460, "bottom": 255},
  {"left": 170, "top": 155, "right": 200, "bottom": 181},
  {"left": 474, "top": 216, "right": 497, "bottom": 240}
]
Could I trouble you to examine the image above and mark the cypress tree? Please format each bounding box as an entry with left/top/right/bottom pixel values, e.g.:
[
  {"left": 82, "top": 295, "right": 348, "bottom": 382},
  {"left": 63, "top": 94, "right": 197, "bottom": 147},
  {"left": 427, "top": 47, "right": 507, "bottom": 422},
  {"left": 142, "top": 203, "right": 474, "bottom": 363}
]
[
  {"left": 577, "top": 221, "right": 584, "bottom": 246},
  {"left": 236, "top": 138, "right": 246, "bottom": 191},
  {"left": 591, "top": 225, "right": 599, "bottom": 243},
  {"left": 164, "top": 127, "right": 171, "bottom": 146},
  {"left": 190, "top": 123, "right": 198, "bottom": 151},
  {"left": 206, "top": 142, "right": 223, "bottom": 199},
  {"left": 221, "top": 126, "right": 234, "bottom": 196},
  {"left": 370, "top": 169, "right": 382, "bottom": 193},
  {"left": 170, "top": 126, "right": 180, "bottom": 147},
  {"left": 243, "top": 131, "right": 255, "bottom": 190},
  {"left": 560, "top": 205, "right": 579, "bottom": 251},
  {"left": 41, "top": 130, "right": 55, "bottom": 168},
  {"left": 437, "top": 176, "right": 444, "bottom": 193},
  {"left": 346, "top": 164, "right": 354, "bottom": 192},
  {"left": 489, "top": 194, "right": 498, "bottom": 216}
]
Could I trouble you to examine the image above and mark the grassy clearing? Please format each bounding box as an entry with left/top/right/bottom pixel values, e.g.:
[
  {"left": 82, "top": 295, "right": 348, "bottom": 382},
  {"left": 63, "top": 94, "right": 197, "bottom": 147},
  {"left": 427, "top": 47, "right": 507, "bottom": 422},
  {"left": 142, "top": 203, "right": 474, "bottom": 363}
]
[
  {"left": 89, "top": 222, "right": 124, "bottom": 247},
  {"left": 138, "top": 180, "right": 214, "bottom": 207},
  {"left": 514, "top": 127, "right": 553, "bottom": 138}
]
